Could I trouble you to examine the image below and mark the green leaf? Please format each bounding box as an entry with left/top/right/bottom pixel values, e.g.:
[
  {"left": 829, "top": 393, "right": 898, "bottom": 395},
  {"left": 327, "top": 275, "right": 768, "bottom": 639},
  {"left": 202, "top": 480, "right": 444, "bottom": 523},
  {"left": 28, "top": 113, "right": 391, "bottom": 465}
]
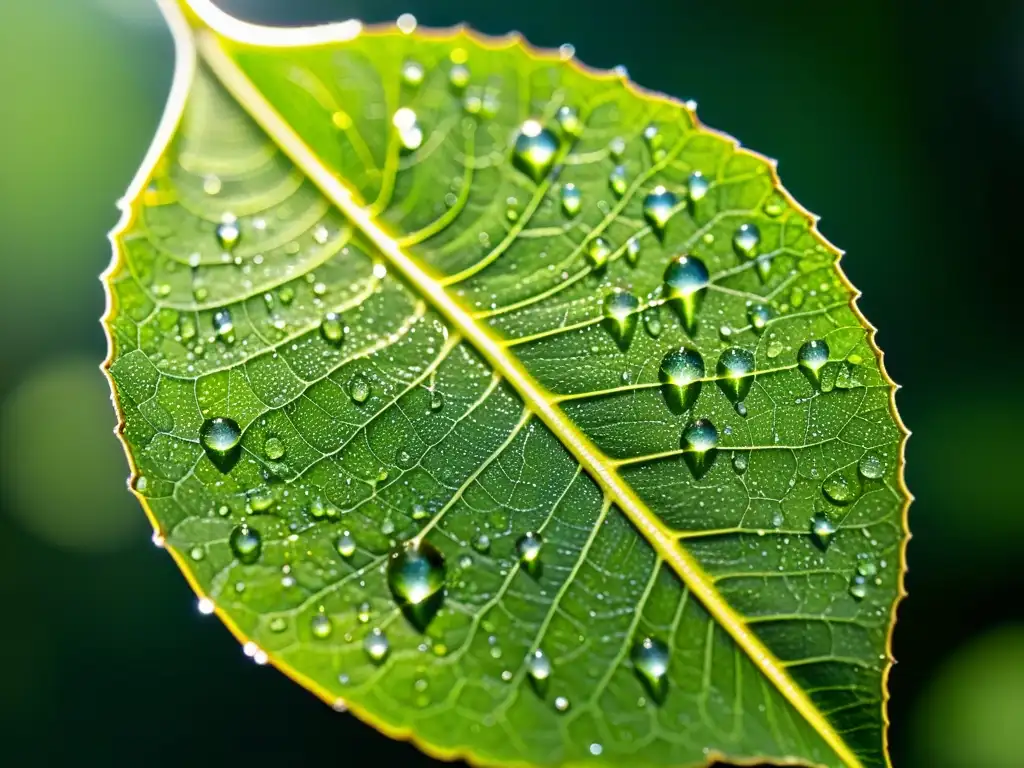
[{"left": 102, "top": 2, "right": 910, "bottom": 766}]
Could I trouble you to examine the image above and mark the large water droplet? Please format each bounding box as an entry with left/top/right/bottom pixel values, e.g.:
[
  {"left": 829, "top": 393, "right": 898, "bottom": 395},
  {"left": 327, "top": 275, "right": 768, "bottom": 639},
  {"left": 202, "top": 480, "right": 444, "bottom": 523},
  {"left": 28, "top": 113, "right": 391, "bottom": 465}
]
[
  {"left": 513, "top": 120, "right": 559, "bottom": 182},
  {"left": 602, "top": 289, "right": 640, "bottom": 349},
  {"left": 586, "top": 237, "right": 611, "bottom": 269},
  {"left": 364, "top": 628, "right": 390, "bottom": 663},
  {"left": 716, "top": 347, "right": 755, "bottom": 402},
  {"left": 561, "top": 183, "right": 581, "bottom": 217},
  {"left": 809, "top": 514, "right": 836, "bottom": 550},
  {"left": 631, "top": 636, "right": 669, "bottom": 703},
  {"left": 849, "top": 574, "right": 868, "bottom": 601},
  {"left": 473, "top": 533, "right": 491, "bottom": 553},
  {"left": 681, "top": 418, "right": 718, "bottom": 478},
  {"left": 643, "top": 186, "right": 677, "bottom": 237},
  {"left": 858, "top": 452, "right": 886, "bottom": 480},
  {"left": 387, "top": 540, "right": 447, "bottom": 629},
  {"left": 200, "top": 417, "right": 241, "bottom": 470},
  {"left": 687, "top": 171, "right": 709, "bottom": 203},
  {"left": 527, "top": 649, "right": 552, "bottom": 693},
  {"left": 320, "top": 312, "right": 344, "bottom": 346},
  {"left": 336, "top": 530, "right": 356, "bottom": 558},
  {"left": 311, "top": 613, "right": 333, "bottom": 639},
  {"left": 746, "top": 303, "right": 773, "bottom": 335},
  {"left": 663, "top": 255, "right": 709, "bottom": 334},
  {"left": 348, "top": 373, "right": 371, "bottom": 404},
  {"left": 609, "top": 165, "right": 628, "bottom": 197},
  {"left": 556, "top": 105, "right": 583, "bottom": 138},
  {"left": 659, "top": 347, "right": 704, "bottom": 413},
  {"left": 797, "top": 339, "right": 830, "bottom": 388},
  {"left": 733, "top": 222, "right": 760, "bottom": 259},
  {"left": 229, "top": 523, "right": 261, "bottom": 564},
  {"left": 216, "top": 217, "right": 241, "bottom": 251},
  {"left": 822, "top": 472, "right": 859, "bottom": 505},
  {"left": 516, "top": 532, "right": 543, "bottom": 575},
  {"left": 263, "top": 436, "right": 285, "bottom": 461}
]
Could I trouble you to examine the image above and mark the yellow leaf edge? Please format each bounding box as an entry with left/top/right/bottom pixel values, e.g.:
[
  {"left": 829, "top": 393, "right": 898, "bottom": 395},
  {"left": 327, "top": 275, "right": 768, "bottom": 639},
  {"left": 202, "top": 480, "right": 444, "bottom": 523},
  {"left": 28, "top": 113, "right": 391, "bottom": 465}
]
[{"left": 98, "top": 2, "right": 913, "bottom": 767}]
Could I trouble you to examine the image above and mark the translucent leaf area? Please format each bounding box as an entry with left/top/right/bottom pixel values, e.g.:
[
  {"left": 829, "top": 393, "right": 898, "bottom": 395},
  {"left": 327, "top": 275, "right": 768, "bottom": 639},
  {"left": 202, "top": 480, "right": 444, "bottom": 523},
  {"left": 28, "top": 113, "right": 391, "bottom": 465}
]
[{"left": 103, "top": 3, "right": 908, "bottom": 766}]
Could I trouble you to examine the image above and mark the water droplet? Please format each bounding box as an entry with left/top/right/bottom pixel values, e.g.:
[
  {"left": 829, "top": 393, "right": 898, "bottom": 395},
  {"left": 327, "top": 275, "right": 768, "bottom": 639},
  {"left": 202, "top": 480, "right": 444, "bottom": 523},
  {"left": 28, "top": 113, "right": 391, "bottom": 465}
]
[
  {"left": 631, "top": 636, "right": 669, "bottom": 703},
  {"left": 643, "top": 186, "right": 677, "bottom": 237},
  {"left": 858, "top": 452, "right": 886, "bottom": 480},
  {"left": 626, "top": 236, "right": 642, "bottom": 265},
  {"left": 797, "top": 339, "right": 830, "bottom": 387},
  {"left": 687, "top": 171, "right": 709, "bottom": 203},
  {"left": 516, "top": 532, "right": 543, "bottom": 574},
  {"left": 357, "top": 601, "right": 371, "bottom": 624},
  {"left": 311, "top": 613, "right": 333, "bottom": 639},
  {"left": 429, "top": 390, "right": 445, "bottom": 412},
  {"left": 269, "top": 616, "right": 287, "bottom": 633},
  {"left": 681, "top": 419, "right": 718, "bottom": 478},
  {"left": 663, "top": 255, "right": 709, "bottom": 334},
  {"left": 393, "top": 107, "right": 424, "bottom": 151},
  {"left": 411, "top": 503, "right": 429, "bottom": 521},
  {"left": 190, "top": 546, "right": 205, "bottom": 561},
  {"left": 659, "top": 347, "right": 704, "bottom": 413},
  {"left": 396, "top": 12, "right": 417, "bottom": 33},
  {"left": 609, "top": 165, "right": 628, "bottom": 197},
  {"left": 556, "top": 105, "right": 583, "bottom": 137},
  {"left": 472, "top": 533, "right": 491, "bottom": 553},
  {"left": 364, "top": 628, "right": 390, "bottom": 663},
  {"left": 348, "top": 373, "right": 371, "bottom": 404},
  {"left": 336, "top": 530, "right": 356, "bottom": 558},
  {"left": 609, "top": 137, "right": 626, "bottom": 160},
  {"left": 716, "top": 347, "right": 755, "bottom": 402},
  {"left": 212, "top": 309, "right": 235, "bottom": 343},
  {"left": 320, "top": 312, "right": 344, "bottom": 346},
  {"left": 643, "top": 123, "right": 663, "bottom": 157},
  {"left": 554, "top": 695, "right": 571, "bottom": 713},
  {"left": 731, "top": 452, "right": 749, "bottom": 474},
  {"left": 849, "top": 575, "right": 868, "bottom": 601},
  {"left": 809, "top": 514, "right": 836, "bottom": 550},
  {"left": 263, "top": 436, "right": 285, "bottom": 461},
  {"left": 746, "top": 303, "right": 773, "bottom": 334},
  {"left": 526, "top": 649, "right": 552, "bottom": 693},
  {"left": 602, "top": 289, "right": 640, "bottom": 348},
  {"left": 402, "top": 60, "right": 425, "bottom": 87},
  {"left": 560, "top": 183, "right": 582, "bottom": 217},
  {"left": 200, "top": 417, "right": 241, "bottom": 469},
  {"left": 733, "top": 222, "right": 760, "bottom": 259},
  {"left": 216, "top": 219, "right": 241, "bottom": 251},
  {"left": 822, "top": 472, "right": 859, "bottom": 505},
  {"left": 387, "top": 540, "right": 447, "bottom": 629},
  {"left": 229, "top": 524, "right": 261, "bottom": 564},
  {"left": 203, "top": 175, "right": 222, "bottom": 196},
  {"left": 513, "top": 120, "right": 559, "bottom": 182},
  {"left": 590, "top": 743, "right": 604, "bottom": 757},
  {"left": 586, "top": 237, "right": 611, "bottom": 269},
  {"left": 449, "top": 63, "right": 470, "bottom": 90}
]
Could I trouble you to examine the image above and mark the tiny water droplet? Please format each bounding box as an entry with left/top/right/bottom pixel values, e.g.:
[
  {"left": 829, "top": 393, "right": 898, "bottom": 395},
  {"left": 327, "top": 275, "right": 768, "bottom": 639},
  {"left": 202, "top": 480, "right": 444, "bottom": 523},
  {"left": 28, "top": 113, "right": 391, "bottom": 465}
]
[
  {"left": 556, "top": 105, "right": 583, "bottom": 137},
  {"left": 858, "top": 452, "right": 886, "bottom": 480},
  {"left": 190, "top": 546, "right": 205, "bottom": 562},
  {"left": 229, "top": 524, "right": 261, "bottom": 564},
  {"left": 336, "top": 530, "right": 356, "bottom": 558},
  {"left": 554, "top": 696, "right": 571, "bottom": 713},
  {"left": 631, "top": 636, "right": 669, "bottom": 703},
  {"left": 659, "top": 347, "right": 704, "bottom": 413},
  {"left": 681, "top": 418, "right": 718, "bottom": 478},
  {"left": 663, "top": 255, "right": 709, "bottom": 334},
  {"left": 269, "top": 616, "right": 287, "bottom": 633},
  {"left": 822, "top": 472, "right": 859, "bottom": 505},
  {"left": 411, "top": 503, "right": 428, "bottom": 520},
  {"left": 357, "top": 601, "right": 371, "bottom": 624},
  {"left": 364, "top": 628, "right": 390, "bottom": 663},
  {"left": 402, "top": 60, "right": 425, "bottom": 87},
  {"left": 348, "top": 373, "right": 371, "bottom": 404},
  {"left": 560, "top": 183, "right": 582, "bottom": 217},
  {"left": 798, "top": 339, "right": 830, "bottom": 387},
  {"left": 643, "top": 186, "right": 677, "bottom": 237},
  {"left": 516, "top": 532, "right": 543, "bottom": 573},
  {"left": 216, "top": 219, "right": 241, "bottom": 251},
  {"left": 609, "top": 165, "right": 628, "bottom": 197},
  {"left": 429, "top": 390, "right": 445, "bottom": 412},
  {"left": 263, "top": 436, "right": 285, "bottom": 461},
  {"left": 212, "top": 309, "right": 235, "bottom": 343},
  {"left": 608, "top": 136, "right": 626, "bottom": 160},
  {"left": 513, "top": 120, "right": 559, "bottom": 182},
  {"left": 716, "top": 348, "right": 755, "bottom": 402},
  {"left": 472, "top": 534, "right": 491, "bottom": 553},
  {"left": 387, "top": 540, "right": 447, "bottom": 629},
  {"left": 586, "top": 237, "right": 611, "bottom": 269},
  {"left": 809, "top": 514, "right": 836, "bottom": 549},
  {"left": 687, "top": 171, "right": 709, "bottom": 203},
  {"left": 732, "top": 452, "right": 749, "bottom": 474},
  {"left": 320, "top": 312, "right": 345, "bottom": 346},
  {"left": 602, "top": 289, "right": 640, "bottom": 348},
  {"left": 311, "top": 613, "right": 333, "bottom": 639},
  {"left": 642, "top": 305, "right": 662, "bottom": 337}
]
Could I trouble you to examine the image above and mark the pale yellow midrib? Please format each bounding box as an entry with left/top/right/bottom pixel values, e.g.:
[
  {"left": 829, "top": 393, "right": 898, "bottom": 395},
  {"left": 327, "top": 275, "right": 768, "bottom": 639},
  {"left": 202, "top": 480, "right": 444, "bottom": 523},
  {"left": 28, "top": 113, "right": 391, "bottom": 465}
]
[{"left": 189, "top": 20, "right": 861, "bottom": 768}]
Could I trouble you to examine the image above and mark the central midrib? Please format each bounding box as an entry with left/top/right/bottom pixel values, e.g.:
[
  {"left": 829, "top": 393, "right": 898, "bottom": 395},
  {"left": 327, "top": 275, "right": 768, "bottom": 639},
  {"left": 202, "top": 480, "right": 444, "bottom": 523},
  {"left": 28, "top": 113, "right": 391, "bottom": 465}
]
[{"left": 186, "top": 8, "right": 860, "bottom": 767}]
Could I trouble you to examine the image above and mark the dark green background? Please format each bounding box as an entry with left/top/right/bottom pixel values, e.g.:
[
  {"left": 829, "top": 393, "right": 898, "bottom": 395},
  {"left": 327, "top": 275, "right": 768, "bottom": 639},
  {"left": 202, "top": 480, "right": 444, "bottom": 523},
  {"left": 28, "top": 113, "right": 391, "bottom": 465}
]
[{"left": 0, "top": 1, "right": 1020, "bottom": 765}]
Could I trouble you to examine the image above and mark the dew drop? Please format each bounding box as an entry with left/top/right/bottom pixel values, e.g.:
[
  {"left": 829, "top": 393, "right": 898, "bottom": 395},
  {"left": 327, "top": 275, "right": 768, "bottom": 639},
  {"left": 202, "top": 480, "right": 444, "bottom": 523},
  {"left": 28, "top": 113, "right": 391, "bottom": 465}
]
[
  {"left": 797, "top": 339, "right": 830, "bottom": 388},
  {"left": 716, "top": 347, "right": 755, "bottom": 403},
  {"left": 387, "top": 540, "right": 447, "bottom": 629},
  {"left": 364, "top": 628, "right": 390, "bottom": 664},
  {"left": 609, "top": 165, "right": 628, "bottom": 197},
  {"left": 263, "top": 436, "right": 285, "bottom": 461},
  {"left": 643, "top": 186, "right": 677, "bottom": 237},
  {"left": 732, "top": 222, "right": 760, "bottom": 259},
  {"left": 229, "top": 524, "right": 261, "bottom": 564},
  {"left": 513, "top": 120, "right": 559, "bottom": 182},
  {"left": 642, "top": 305, "right": 662, "bottom": 338},
  {"left": 643, "top": 123, "right": 663, "bottom": 157},
  {"left": 200, "top": 417, "right": 241, "bottom": 468},
  {"left": 602, "top": 289, "right": 640, "bottom": 348},
  {"left": 357, "top": 601, "right": 371, "bottom": 624},
  {"left": 449, "top": 63, "right": 470, "bottom": 90},
  {"left": 746, "top": 303, "right": 773, "bottom": 335},
  {"left": 411, "top": 503, "right": 429, "bottom": 520},
  {"left": 554, "top": 696, "right": 571, "bottom": 713},
  {"left": 681, "top": 418, "right": 718, "bottom": 478},
  {"left": 336, "top": 530, "right": 356, "bottom": 559},
  {"left": 402, "top": 60, "right": 425, "bottom": 87},
  {"left": 556, "top": 105, "right": 583, "bottom": 137},
  {"left": 429, "top": 390, "right": 445, "bottom": 412},
  {"left": 687, "top": 171, "right": 709, "bottom": 203},
  {"left": 348, "top": 373, "right": 371, "bottom": 404},
  {"left": 212, "top": 309, "right": 235, "bottom": 343},
  {"left": 320, "top": 312, "right": 345, "bottom": 346},
  {"left": 663, "top": 255, "right": 709, "bottom": 334},
  {"left": 586, "top": 237, "right": 611, "bottom": 269},
  {"left": 858, "top": 452, "right": 886, "bottom": 480},
  {"left": 516, "top": 532, "right": 543, "bottom": 573},
  {"left": 560, "top": 183, "right": 582, "bottom": 217},
  {"left": 609, "top": 137, "right": 626, "bottom": 160},
  {"left": 809, "top": 514, "right": 836, "bottom": 550},
  {"left": 526, "top": 649, "right": 552, "bottom": 693},
  {"left": 311, "top": 613, "right": 333, "bottom": 639},
  {"left": 626, "top": 236, "right": 642, "bottom": 265},
  {"left": 472, "top": 534, "right": 491, "bottom": 553},
  {"left": 631, "top": 636, "right": 669, "bottom": 703},
  {"left": 393, "top": 107, "right": 424, "bottom": 151},
  {"left": 732, "top": 452, "right": 749, "bottom": 474},
  {"left": 822, "top": 472, "right": 859, "bottom": 505},
  {"left": 216, "top": 218, "right": 241, "bottom": 251},
  {"left": 658, "top": 347, "right": 704, "bottom": 413},
  {"left": 849, "top": 575, "right": 868, "bottom": 601}
]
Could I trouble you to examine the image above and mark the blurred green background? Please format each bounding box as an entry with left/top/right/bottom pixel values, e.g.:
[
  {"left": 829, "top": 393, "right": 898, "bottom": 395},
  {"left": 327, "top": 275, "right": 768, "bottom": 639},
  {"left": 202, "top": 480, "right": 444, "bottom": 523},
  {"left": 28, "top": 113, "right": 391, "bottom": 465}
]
[{"left": 0, "top": 0, "right": 1020, "bottom": 765}]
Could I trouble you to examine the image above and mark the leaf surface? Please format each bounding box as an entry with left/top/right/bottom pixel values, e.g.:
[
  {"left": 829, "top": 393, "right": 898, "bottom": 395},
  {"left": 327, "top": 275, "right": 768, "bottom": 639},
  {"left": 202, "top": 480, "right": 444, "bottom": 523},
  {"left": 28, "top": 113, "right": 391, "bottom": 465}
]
[{"left": 102, "top": 2, "right": 909, "bottom": 766}]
